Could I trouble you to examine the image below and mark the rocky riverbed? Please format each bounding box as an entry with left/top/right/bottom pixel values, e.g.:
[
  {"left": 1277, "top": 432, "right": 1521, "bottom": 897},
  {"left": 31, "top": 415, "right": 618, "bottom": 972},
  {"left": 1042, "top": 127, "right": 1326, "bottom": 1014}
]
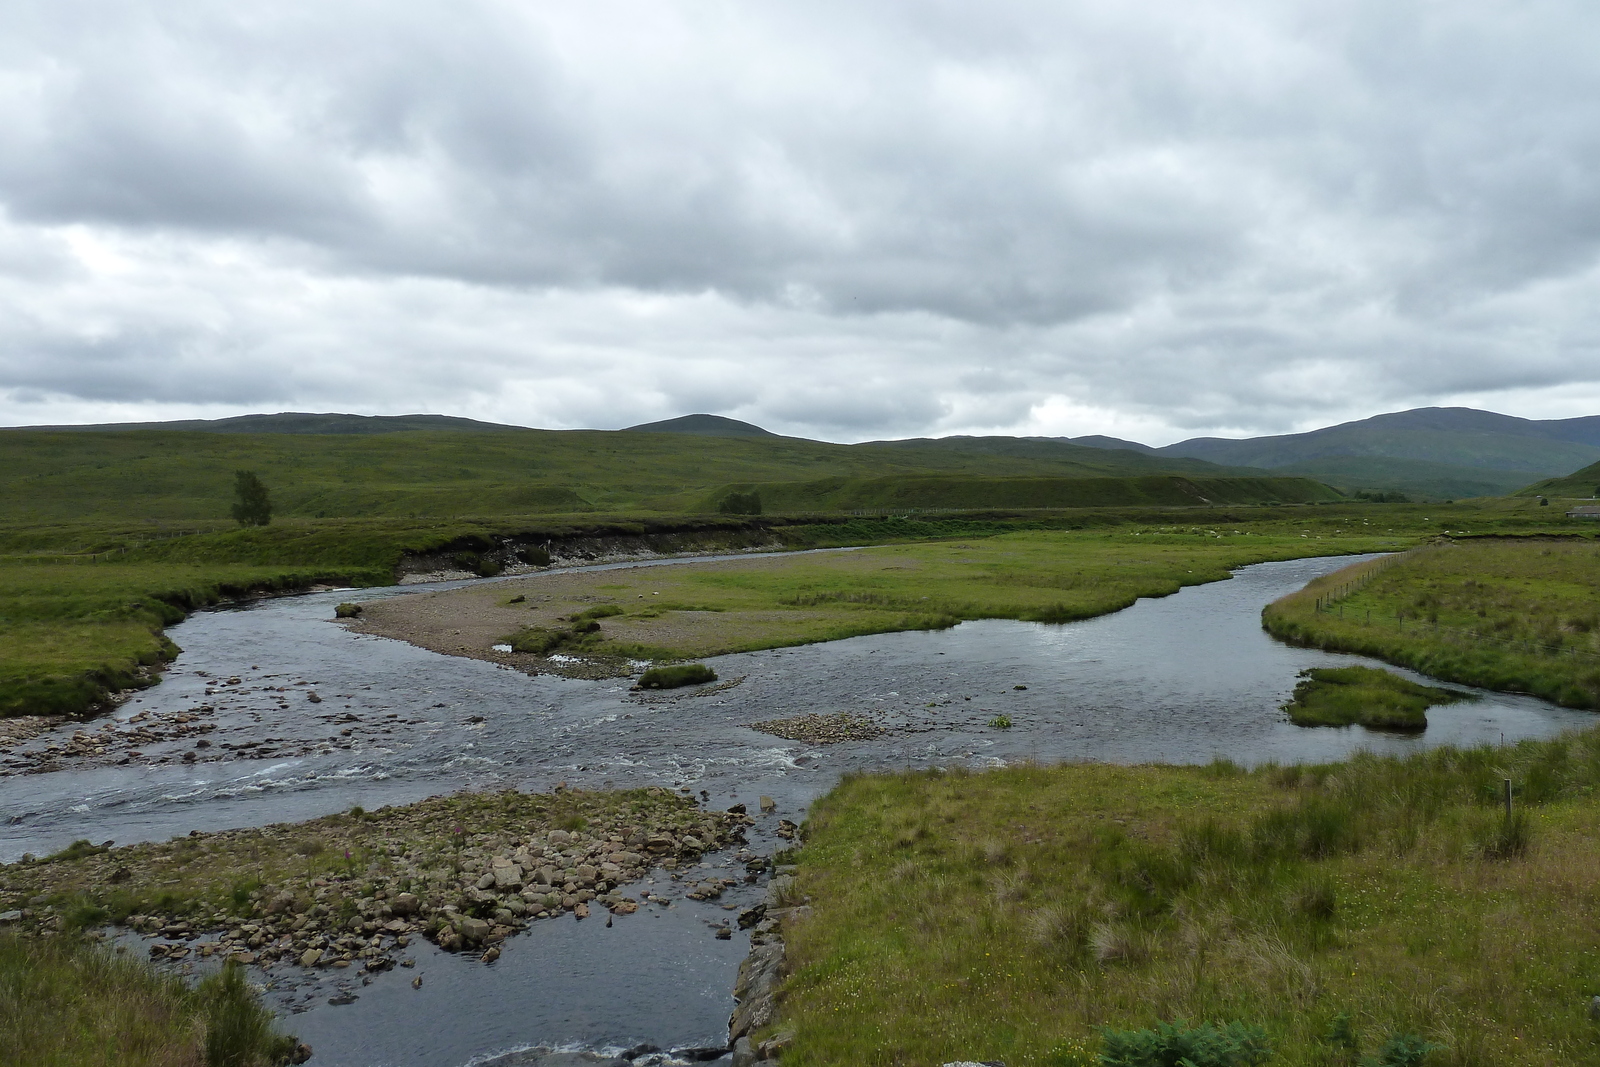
[
  {"left": 0, "top": 787, "right": 756, "bottom": 977},
  {"left": 749, "top": 712, "right": 885, "bottom": 744}
]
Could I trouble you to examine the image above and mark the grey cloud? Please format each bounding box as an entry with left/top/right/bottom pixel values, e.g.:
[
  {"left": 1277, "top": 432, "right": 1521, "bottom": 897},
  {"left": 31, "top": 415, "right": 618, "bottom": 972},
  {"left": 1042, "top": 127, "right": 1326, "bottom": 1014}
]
[{"left": 3, "top": 0, "right": 1600, "bottom": 439}]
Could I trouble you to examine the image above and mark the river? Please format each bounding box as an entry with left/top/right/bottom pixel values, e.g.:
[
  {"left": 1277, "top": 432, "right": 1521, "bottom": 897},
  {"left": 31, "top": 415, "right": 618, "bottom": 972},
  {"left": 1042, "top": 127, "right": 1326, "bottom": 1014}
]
[{"left": 2, "top": 552, "right": 1591, "bottom": 1066}]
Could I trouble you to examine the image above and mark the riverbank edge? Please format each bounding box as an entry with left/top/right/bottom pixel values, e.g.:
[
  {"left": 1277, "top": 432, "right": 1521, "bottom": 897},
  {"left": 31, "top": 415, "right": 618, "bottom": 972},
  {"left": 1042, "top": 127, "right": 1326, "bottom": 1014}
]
[
  {"left": 5, "top": 503, "right": 1415, "bottom": 722},
  {"left": 1261, "top": 541, "right": 1600, "bottom": 709}
]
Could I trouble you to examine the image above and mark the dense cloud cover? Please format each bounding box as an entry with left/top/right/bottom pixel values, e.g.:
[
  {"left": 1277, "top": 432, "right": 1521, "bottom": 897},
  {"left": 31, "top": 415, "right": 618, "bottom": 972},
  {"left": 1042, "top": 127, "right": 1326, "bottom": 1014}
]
[{"left": 2, "top": 0, "right": 1598, "bottom": 441}]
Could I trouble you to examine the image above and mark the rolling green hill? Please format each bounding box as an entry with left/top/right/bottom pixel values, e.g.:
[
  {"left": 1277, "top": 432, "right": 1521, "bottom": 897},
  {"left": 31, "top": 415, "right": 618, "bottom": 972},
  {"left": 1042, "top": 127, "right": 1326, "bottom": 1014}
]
[
  {"left": 17, "top": 412, "right": 526, "bottom": 434},
  {"left": 1516, "top": 460, "right": 1600, "bottom": 499},
  {"left": 1063, "top": 406, "right": 1600, "bottom": 499},
  {"left": 1158, "top": 407, "right": 1600, "bottom": 479},
  {"left": 622, "top": 413, "right": 777, "bottom": 437},
  {"left": 1273, "top": 456, "right": 1539, "bottom": 501},
  {"left": 0, "top": 425, "right": 1332, "bottom": 523}
]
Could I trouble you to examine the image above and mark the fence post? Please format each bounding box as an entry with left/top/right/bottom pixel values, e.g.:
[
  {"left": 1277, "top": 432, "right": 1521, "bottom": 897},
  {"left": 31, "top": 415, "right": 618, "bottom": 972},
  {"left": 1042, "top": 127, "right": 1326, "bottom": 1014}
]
[{"left": 1503, "top": 779, "right": 1513, "bottom": 820}]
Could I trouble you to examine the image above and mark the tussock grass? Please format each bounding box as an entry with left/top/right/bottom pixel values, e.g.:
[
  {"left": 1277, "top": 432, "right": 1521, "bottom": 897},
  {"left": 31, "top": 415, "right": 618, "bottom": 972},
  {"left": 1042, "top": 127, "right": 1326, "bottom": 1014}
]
[
  {"left": 0, "top": 934, "right": 295, "bottom": 1067},
  {"left": 637, "top": 664, "right": 717, "bottom": 689},
  {"left": 1281, "top": 666, "right": 1473, "bottom": 729},
  {"left": 1265, "top": 537, "right": 1600, "bottom": 707},
  {"left": 777, "top": 727, "right": 1600, "bottom": 1066}
]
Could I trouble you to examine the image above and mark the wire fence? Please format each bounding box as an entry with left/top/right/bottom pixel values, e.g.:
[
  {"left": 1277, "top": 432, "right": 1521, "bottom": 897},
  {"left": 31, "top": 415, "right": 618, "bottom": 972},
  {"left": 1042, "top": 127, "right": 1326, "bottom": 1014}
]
[{"left": 1298, "top": 542, "right": 1600, "bottom": 662}]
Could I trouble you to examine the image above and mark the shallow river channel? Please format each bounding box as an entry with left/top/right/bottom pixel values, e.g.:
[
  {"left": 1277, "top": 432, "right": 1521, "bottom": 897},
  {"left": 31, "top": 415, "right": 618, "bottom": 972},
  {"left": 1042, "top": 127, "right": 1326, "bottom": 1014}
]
[{"left": 2, "top": 552, "right": 1592, "bottom": 1066}]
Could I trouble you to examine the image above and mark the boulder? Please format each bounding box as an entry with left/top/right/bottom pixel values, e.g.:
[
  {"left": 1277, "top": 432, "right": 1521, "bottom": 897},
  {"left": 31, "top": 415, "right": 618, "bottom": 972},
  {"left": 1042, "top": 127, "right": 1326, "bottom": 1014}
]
[
  {"left": 299, "top": 948, "right": 323, "bottom": 968},
  {"left": 457, "top": 916, "right": 490, "bottom": 945},
  {"left": 492, "top": 865, "right": 523, "bottom": 889},
  {"left": 391, "top": 893, "right": 420, "bottom": 916}
]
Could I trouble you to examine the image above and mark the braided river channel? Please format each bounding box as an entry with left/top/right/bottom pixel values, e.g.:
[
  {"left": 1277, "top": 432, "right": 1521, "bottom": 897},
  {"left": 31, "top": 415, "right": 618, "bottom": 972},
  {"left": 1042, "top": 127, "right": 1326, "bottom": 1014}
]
[{"left": 1, "top": 552, "right": 1592, "bottom": 1066}]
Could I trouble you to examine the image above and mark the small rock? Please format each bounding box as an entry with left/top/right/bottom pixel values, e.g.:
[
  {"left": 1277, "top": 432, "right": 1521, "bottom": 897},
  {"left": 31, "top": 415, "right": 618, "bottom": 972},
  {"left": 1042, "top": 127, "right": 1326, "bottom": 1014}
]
[
  {"left": 299, "top": 948, "right": 323, "bottom": 968},
  {"left": 290, "top": 1042, "right": 313, "bottom": 1065},
  {"left": 328, "top": 993, "right": 358, "bottom": 1006},
  {"left": 482, "top": 946, "right": 501, "bottom": 963},
  {"left": 307, "top": 692, "right": 322, "bottom": 703},
  {"left": 412, "top": 975, "right": 423, "bottom": 988},
  {"left": 574, "top": 902, "right": 590, "bottom": 920},
  {"left": 714, "top": 926, "right": 732, "bottom": 940},
  {"left": 759, "top": 796, "right": 776, "bottom": 814}
]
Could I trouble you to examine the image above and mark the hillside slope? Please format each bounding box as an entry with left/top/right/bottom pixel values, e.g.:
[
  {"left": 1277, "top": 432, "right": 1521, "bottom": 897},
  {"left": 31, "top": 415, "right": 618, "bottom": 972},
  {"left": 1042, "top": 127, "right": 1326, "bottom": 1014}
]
[
  {"left": 0, "top": 426, "right": 1320, "bottom": 522},
  {"left": 1517, "top": 460, "right": 1600, "bottom": 499},
  {"left": 16, "top": 412, "right": 526, "bottom": 434},
  {"left": 699, "top": 474, "right": 1343, "bottom": 512},
  {"left": 1158, "top": 407, "right": 1600, "bottom": 477}
]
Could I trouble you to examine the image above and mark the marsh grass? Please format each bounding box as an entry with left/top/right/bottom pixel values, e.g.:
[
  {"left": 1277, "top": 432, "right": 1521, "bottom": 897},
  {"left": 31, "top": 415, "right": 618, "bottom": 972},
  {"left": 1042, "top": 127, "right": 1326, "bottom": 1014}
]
[
  {"left": 0, "top": 934, "right": 294, "bottom": 1067},
  {"left": 1265, "top": 537, "right": 1600, "bottom": 708},
  {"left": 776, "top": 726, "right": 1600, "bottom": 1066},
  {"left": 1281, "top": 666, "right": 1473, "bottom": 729}
]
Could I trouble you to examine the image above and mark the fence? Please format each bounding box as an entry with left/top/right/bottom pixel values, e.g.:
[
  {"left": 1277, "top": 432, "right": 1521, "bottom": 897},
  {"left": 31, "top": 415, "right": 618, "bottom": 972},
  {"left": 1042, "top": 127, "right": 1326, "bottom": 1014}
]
[{"left": 1298, "top": 542, "right": 1600, "bottom": 662}]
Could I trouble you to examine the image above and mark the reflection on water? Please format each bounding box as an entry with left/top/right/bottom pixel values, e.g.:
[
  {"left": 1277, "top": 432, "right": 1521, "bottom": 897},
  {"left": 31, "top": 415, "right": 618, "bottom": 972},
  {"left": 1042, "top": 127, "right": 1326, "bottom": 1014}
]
[{"left": 2, "top": 553, "right": 1591, "bottom": 1064}]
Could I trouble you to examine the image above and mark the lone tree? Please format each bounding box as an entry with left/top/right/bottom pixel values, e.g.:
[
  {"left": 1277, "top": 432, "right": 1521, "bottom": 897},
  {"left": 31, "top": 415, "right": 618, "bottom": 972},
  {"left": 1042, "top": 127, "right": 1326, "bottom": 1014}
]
[
  {"left": 231, "top": 470, "right": 273, "bottom": 526},
  {"left": 717, "top": 490, "right": 762, "bottom": 515}
]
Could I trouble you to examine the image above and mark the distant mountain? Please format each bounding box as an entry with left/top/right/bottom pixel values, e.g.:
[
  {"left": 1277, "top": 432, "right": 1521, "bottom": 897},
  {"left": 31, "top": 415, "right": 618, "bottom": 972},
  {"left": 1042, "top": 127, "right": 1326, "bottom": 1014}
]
[
  {"left": 1159, "top": 408, "right": 1600, "bottom": 473},
  {"left": 1063, "top": 435, "right": 1159, "bottom": 454},
  {"left": 623, "top": 414, "right": 778, "bottom": 437},
  {"left": 1067, "top": 407, "right": 1600, "bottom": 500},
  {"left": 15, "top": 412, "right": 525, "bottom": 434},
  {"left": 1273, "top": 457, "right": 1538, "bottom": 501}
]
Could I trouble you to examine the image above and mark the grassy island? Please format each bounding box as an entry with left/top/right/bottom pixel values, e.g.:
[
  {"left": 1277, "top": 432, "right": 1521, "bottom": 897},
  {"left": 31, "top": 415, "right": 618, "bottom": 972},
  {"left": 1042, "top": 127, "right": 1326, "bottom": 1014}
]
[{"left": 1281, "top": 665, "right": 1473, "bottom": 729}]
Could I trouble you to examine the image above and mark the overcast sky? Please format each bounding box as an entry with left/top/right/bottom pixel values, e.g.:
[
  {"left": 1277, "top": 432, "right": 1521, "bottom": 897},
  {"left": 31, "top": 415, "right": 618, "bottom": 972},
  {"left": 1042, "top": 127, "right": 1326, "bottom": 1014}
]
[{"left": 2, "top": 1, "right": 1598, "bottom": 444}]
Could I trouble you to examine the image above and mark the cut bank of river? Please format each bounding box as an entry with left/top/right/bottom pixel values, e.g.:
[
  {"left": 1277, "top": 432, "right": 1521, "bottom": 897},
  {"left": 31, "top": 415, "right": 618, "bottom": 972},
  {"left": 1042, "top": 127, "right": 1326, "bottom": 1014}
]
[{"left": 2, "top": 553, "right": 1592, "bottom": 1066}]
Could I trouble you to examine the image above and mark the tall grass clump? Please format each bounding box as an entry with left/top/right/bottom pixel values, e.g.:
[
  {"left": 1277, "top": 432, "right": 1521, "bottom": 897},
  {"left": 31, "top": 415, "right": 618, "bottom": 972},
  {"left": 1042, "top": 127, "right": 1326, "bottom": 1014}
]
[
  {"left": 0, "top": 933, "right": 298, "bottom": 1066},
  {"left": 637, "top": 663, "right": 717, "bottom": 689}
]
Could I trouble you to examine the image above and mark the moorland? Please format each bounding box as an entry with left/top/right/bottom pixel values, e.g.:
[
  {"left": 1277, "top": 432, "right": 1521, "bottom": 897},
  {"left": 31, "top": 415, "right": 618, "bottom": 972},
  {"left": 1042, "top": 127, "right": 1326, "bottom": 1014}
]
[{"left": 7, "top": 413, "right": 1600, "bottom": 1066}]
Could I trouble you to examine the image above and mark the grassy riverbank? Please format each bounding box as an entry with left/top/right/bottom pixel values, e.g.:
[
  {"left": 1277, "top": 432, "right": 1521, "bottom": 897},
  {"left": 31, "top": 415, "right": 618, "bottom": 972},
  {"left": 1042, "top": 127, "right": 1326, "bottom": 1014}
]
[
  {"left": 0, "top": 501, "right": 1576, "bottom": 717},
  {"left": 0, "top": 934, "right": 298, "bottom": 1066},
  {"left": 1263, "top": 537, "right": 1600, "bottom": 708},
  {"left": 773, "top": 728, "right": 1600, "bottom": 1066},
  {"left": 357, "top": 517, "right": 1422, "bottom": 672}
]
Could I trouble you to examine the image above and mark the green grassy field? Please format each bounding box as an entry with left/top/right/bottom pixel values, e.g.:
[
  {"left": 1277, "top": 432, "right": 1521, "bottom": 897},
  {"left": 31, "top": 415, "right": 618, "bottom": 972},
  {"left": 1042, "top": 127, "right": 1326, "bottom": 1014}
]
[
  {"left": 773, "top": 728, "right": 1600, "bottom": 1066},
  {"left": 1263, "top": 537, "right": 1600, "bottom": 708},
  {"left": 0, "top": 934, "right": 297, "bottom": 1067}
]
